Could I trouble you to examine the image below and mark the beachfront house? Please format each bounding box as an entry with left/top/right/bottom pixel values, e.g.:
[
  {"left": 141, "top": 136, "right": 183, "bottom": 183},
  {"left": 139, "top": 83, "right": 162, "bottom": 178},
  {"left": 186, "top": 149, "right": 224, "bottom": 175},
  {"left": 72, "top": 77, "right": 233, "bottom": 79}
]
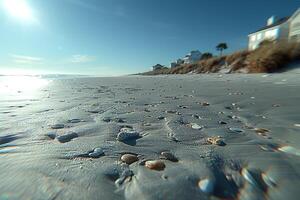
[
  {"left": 248, "top": 8, "right": 300, "bottom": 50},
  {"left": 183, "top": 50, "right": 202, "bottom": 64},
  {"left": 170, "top": 59, "right": 184, "bottom": 68}
]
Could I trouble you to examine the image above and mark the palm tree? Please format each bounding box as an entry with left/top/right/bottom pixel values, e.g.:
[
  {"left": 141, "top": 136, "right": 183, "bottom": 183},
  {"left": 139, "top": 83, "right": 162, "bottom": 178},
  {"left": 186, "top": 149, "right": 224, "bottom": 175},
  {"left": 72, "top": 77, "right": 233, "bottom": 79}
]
[{"left": 216, "top": 43, "right": 228, "bottom": 56}]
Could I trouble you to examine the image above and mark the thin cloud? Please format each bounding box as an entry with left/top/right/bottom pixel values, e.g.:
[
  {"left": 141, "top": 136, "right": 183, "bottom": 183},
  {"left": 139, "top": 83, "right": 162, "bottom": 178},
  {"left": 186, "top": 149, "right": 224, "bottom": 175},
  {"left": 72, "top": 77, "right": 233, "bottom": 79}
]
[
  {"left": 10, "top": 54, "right": 43, "bottom": 64},
  {"left": 70, "top": 55, "right": 95, "bottom": 63}
]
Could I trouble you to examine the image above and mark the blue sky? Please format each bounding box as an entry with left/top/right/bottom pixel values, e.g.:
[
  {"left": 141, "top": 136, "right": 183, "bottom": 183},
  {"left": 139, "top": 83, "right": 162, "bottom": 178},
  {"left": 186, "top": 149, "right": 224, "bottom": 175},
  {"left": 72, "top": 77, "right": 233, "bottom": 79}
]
[{"left": 0, "top": 0, "right": 299, "bottom": 76}]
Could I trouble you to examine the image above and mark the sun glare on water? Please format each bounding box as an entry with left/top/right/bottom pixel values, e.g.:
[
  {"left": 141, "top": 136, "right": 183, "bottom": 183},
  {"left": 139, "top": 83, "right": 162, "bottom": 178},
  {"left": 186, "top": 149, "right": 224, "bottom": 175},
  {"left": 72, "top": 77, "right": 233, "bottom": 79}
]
[
  {"left": 2, "top": 0, "right": 35, "bottom": 23},
  {"left": 0, "top": 76, "right": 49, "bottom": 97}
]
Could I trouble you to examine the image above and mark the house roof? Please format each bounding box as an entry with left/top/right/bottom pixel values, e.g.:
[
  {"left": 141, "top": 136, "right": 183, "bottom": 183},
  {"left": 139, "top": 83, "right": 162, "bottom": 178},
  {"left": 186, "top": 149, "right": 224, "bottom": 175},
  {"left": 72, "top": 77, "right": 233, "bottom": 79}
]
[{"left": 249, "top": 17, "right": 290, "bottom": 35}]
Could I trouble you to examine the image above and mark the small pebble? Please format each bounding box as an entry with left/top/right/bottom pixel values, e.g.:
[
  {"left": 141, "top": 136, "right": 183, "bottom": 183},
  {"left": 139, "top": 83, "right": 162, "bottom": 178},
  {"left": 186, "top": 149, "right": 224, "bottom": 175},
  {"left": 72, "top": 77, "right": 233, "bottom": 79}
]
[
  {"left": 160, "top": 151, "right": 178, "bottom": 162},
  {"left": 68, "top": 119, "right": 81, "bottom": 123},
  {"left": 145, "top": 160, "right": 166, "bottom": 171},
  {"left": 200, "top": 102, "right": 210, "bottom": 106},
  {"left": 56, "top": 132, "right": 78, "bottom": 143},
  {"left": 229, "top": 127, "right": 244, "bottom": 133},
  {"left": 88, "top": 148, "right": 104, "bottom": 158},
  {"left": 218, "top": 121, "right": 227, "bottom": 125},
  {"left": 157, "top": 116, "right": 165, "bottom": 120},
  {"left": 198, "top": 178, "right": 214, "bottom": 194},
  {"left": 46, "top": 132, "right": 56, "bottom": 139},
  {"left": 190, "top": 123, "right": 203, "bottom": 130},
  {"left": 50, "top": 124, "right": 65, "bottom": 129},
  {"left": 121, "top": 154, "right": 138, "bottom": 165},
  {"left": 117, "top": 129, "right": 140, "bottom": 142}
]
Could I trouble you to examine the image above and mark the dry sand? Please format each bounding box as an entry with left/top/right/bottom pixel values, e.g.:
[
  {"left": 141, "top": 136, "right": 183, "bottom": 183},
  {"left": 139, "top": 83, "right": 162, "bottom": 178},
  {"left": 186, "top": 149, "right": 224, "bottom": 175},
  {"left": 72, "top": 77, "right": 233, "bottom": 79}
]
[{"left": 0, "top": 73, "right": 300, "bottom": 200}]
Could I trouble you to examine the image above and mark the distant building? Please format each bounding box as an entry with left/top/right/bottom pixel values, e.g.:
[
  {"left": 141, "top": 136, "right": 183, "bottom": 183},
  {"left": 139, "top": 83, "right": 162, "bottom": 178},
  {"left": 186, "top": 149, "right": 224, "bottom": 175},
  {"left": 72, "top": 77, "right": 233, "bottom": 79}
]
[
  {"left": 182, "top": 50, "right": 202, "bottom": 64},
  {"left": 152, "top": 64, "right": 165, "bottom": 71},
  {"left": 248, "top": 8, "right": 300, "bottom": 50},
  {"left": 170, "top": 59, "right": 184, "bottom": 68}
]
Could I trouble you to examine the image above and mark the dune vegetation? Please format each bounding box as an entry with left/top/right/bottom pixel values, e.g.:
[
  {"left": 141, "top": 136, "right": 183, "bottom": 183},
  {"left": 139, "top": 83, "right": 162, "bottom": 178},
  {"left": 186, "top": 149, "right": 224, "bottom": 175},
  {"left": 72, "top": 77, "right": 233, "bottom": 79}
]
[{"left": 142, "top": 41, "right": 300, "bottom": 75}]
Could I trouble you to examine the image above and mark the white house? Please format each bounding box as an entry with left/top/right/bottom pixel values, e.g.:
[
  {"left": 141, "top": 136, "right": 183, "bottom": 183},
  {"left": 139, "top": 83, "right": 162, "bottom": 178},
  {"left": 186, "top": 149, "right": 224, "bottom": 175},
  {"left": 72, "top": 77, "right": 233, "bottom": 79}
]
[
  {"left": 248, "top": 8, "right": 300, "bottom": 50},
  {"left": 182, "top": 50, "right": 202, "bottom": 64}
]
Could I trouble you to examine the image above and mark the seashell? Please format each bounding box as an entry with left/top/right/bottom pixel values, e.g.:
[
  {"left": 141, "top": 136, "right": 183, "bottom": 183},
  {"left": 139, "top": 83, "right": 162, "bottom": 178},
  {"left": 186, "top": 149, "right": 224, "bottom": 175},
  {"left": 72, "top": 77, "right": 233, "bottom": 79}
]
[
  {"left": 254, "top": 128, "right": 269, "bottom": 134},
  {"left": 278, "top": 145, "right": 300, "bottom": 156},
  {"left": 50, "top": 124, "right": 65, "bottom": 129},
  {"left": 88, "top": 148, "right": 104, "bottom": 158},
  {"left": 207, "top": 136, "right": 226, "bottom": 146},
  {"left": 190, "top": 123, "right": 203, "bottom": 130},
  {"left": 145, "top": 160, "right": 165, "bottom": 171},
  {"left": 198, "top": 178, "right": 214, "bottom": 194},
  {"left": 121, "top": 154, "right": 138, "bottom": 165},
  {"left": 160, "top": 151, "right": 178, "bottom": 162}
]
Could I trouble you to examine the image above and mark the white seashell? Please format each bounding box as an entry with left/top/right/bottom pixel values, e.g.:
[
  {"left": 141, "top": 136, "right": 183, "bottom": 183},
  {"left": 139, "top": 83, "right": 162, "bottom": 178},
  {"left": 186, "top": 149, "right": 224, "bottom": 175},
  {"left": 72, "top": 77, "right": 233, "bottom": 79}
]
[
  {"left": 198, "top": 178, "right": 214, "bottom": 194},
  {"left": 190, "top": 123, "right": 203, "bottom": 130}
]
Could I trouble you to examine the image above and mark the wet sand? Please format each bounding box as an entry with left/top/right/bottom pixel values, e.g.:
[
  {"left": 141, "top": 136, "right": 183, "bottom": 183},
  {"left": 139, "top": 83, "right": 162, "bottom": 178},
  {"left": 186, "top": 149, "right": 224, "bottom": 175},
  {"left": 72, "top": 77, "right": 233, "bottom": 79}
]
[{"left": 0, "top": 73, "right": 300, "bottom": 200}]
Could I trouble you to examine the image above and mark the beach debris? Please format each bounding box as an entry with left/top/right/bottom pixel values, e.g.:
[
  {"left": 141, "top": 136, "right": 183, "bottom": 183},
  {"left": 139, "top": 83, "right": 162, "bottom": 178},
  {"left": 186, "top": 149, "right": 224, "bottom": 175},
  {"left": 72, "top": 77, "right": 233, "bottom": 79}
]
[
  {"left": 254, "top": 128, "right": 270, "bottom": 136},
  {"left": 188, "top": 123, "right": 204, "bottom": 130},
  {"left": 88, "top": 148, "right": 104, "bottom": 158},
  {"left": 145, "top": 160, "right": 166, "bottom": 171},
  {"left": 56, "top": 132, "right": 78, "bottom": 143},
  {"left": 117, "top": 128, "right": 140, "bottom": 142},
  {"left": 68, "top": 119, "right": 81, "bottom": 123},
  {"left": 198, "top": 178, "right": 214, "bottom": 194},
  {"left": 121, "top": 154, "right": 138, "bottom": 165},
  {"left": 207, "top": 136, "right": 226, "bottom": 146},
  {"left": 278, "top": 145, "right": 300, "bottom": 156},
  {"left": 160, "top": 151, "right": 178, "bottom": 162},
  {"left": 261, "top": 172, "right": 276, "bottom": 187},
  {"left": 50, "top": 124, "right": 65, "bottom": 129},
  {"left": 229, "top": 127, "right": 244, "bottom": 133}
]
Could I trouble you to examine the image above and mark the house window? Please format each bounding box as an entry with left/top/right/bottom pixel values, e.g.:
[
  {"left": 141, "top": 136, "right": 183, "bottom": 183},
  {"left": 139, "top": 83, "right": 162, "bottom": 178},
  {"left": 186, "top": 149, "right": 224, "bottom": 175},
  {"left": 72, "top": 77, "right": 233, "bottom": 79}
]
[{"left": 265, "top": 28, "right": 278, "bottom": 39}]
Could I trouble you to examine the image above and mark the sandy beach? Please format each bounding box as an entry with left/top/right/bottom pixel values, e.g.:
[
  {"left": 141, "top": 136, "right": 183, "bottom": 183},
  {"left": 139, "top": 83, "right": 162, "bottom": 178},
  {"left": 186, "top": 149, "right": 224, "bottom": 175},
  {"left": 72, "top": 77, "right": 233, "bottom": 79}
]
[{"left": 1, "top": 73, "right": 300, "bottom": 200}]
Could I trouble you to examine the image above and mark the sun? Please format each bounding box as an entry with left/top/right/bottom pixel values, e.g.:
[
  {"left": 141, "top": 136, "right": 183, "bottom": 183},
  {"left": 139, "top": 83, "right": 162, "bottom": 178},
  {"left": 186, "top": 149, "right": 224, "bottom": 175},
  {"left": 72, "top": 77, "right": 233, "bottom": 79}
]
[{"left": 2, "top": 0, "right": 35, "bottom": 23}]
